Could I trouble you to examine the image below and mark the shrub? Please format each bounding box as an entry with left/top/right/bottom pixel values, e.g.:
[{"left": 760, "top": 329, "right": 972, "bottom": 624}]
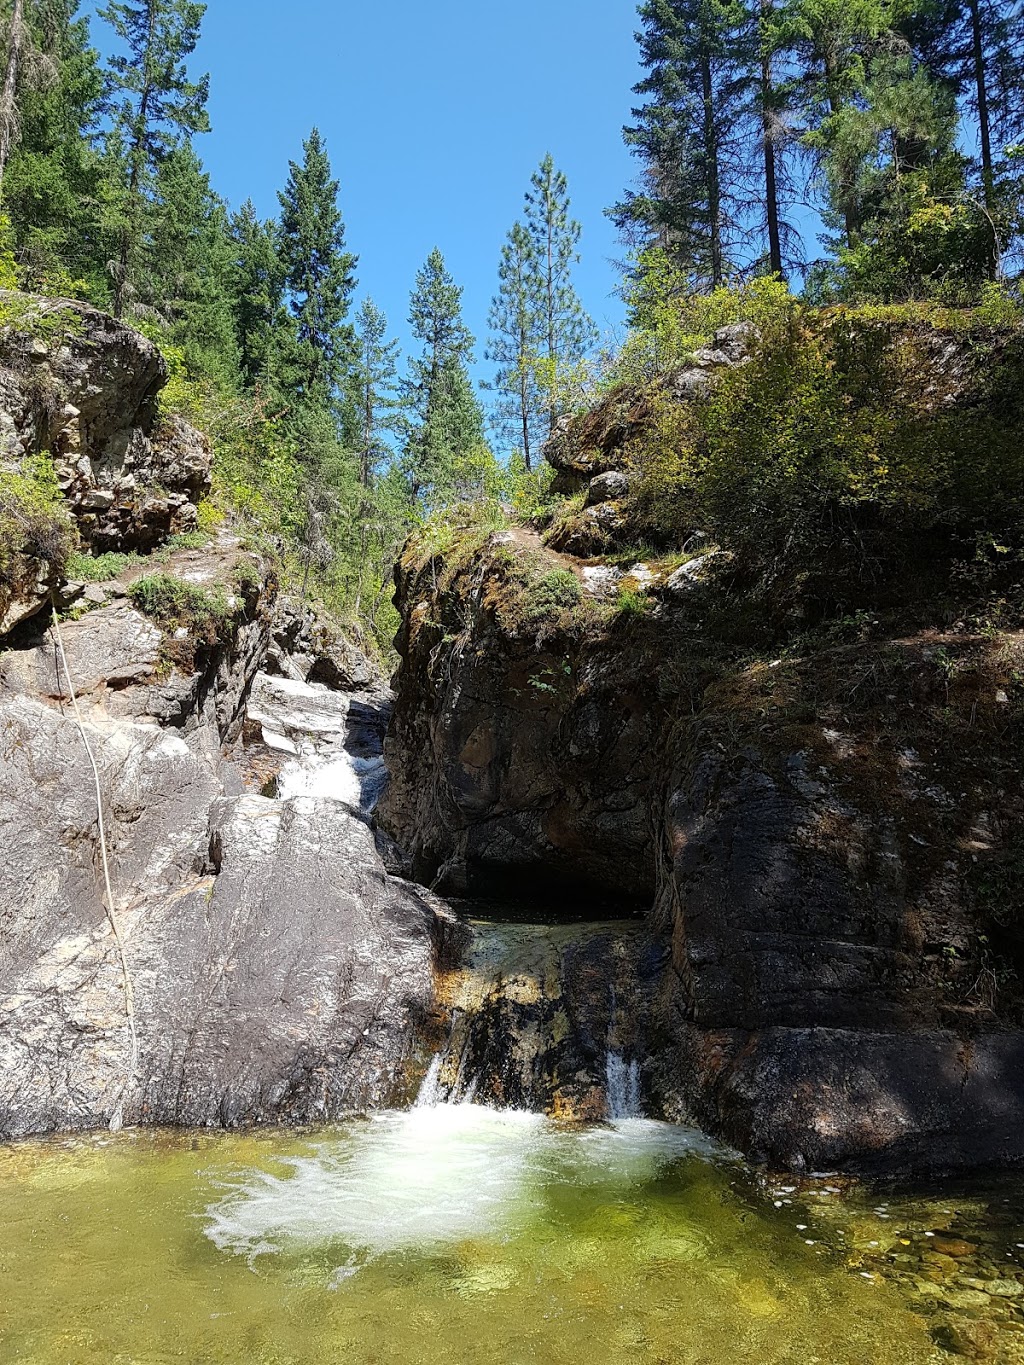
[
  {"left": 65, "top": 550, "right": 141, "bottom": 582},
  {"left": 620, "top": 297, "right": 1024, "bottom": 609},
  {"left": 0, "top": 453, "right": 75, "bottom": 588},
  {"left": 129, "top": 574, "right": 232, "bottom": 647},
  {"left": 525, "top": 567, "right": 582, "bottom": 620}
]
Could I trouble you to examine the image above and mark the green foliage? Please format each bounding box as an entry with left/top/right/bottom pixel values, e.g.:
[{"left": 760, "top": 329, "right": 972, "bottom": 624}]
[
  {"left": 403, "top": 249, "right": 488, "bottom": 508},
  {"left": 610, "top": 261, "right": 793, "bottom": 383},
  {"left": 0, "top": 453, "right": 76, "bottom": 586},
  {"left": 619, "top": 287, "right": 1024, "bottom": 606},
  {"left": 65, "top": 549, "right": 141, "bottom": 581},
  {"left": 99, "top": 0, "right": 211, "bottom": 319},
  {"left": 523, "top": 156, "right": 597, "bottom": 437},
  {"left": 277, "top": 128, "right": 357, "bottom": 422},
  {"left": 3, "top": 1, "right": 106, "bottom": 295},
  {"left": 525, "top": 566, "right": 582, "bottom": 619},
  {"left": 129, "top": 572, "right": 230, "bottom": 639}
]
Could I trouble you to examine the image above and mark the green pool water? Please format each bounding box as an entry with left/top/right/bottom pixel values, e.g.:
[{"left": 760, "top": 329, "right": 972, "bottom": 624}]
[{"left": 1, "top": 1105, "right": 1022, "bottom": 1365}]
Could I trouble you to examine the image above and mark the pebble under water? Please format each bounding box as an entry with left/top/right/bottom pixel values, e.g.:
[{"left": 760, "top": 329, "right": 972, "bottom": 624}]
[{"left": 2, "top": 1106, "right": 1024, "bottom": 1363}]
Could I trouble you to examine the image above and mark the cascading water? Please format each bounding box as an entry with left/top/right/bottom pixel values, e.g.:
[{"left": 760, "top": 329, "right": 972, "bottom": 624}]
[{"left": 605, "top": 1051, "right": 641, "bottom": 1119}]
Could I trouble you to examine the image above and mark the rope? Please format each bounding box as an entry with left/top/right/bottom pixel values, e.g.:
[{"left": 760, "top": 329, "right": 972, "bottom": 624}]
[{"left": 50, "top": 611, "right": 138, "bottom": 1131}]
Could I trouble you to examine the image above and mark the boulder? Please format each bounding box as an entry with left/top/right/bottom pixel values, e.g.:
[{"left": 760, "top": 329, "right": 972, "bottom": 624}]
[{"left": 0, "top": 294, "right": 212, "bottom": 559}]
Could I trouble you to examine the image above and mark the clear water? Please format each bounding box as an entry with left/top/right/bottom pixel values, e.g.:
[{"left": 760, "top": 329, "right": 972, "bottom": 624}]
[{"left": 2, "top": 1107, "right": 1023, "bottom": 1364}]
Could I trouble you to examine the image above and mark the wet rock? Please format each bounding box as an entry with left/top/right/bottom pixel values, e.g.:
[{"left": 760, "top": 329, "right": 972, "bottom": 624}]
[{"left": 936, "top": 1238, "right": 981, "bottom": 1258}]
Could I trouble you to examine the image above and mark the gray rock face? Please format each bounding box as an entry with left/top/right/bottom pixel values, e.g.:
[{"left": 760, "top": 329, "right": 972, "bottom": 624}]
[
  {"left": 0, "top": 295, "right": 212, "bottom": 560},
  {"left": 585, "top": 470, "right": 629, "bottom": 506},
  {"left": 0, "top": 536, "right": 445, "bottom": 1139}
]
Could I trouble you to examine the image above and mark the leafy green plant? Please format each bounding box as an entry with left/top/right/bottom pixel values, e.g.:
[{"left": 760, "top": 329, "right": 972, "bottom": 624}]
[
  {"left": 0, "top": 454, "right": 76, "bottom": 588},
  {"left": 65, "top": 550, "right": 142, "bottom": 582},
  {"left": 525, "top": 567, "right": 582, "bottom": 620},
  {"left": 129, "top": 574, "right": 232, "bottom": 646}
]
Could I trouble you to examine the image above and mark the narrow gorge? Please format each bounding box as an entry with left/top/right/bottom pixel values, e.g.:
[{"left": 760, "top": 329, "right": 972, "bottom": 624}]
[{"left": 4, "top": 295, "right": 1024, "bottom": 1364}]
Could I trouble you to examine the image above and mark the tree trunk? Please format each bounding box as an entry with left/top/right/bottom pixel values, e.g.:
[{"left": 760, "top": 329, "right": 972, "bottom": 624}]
[
  {"left": 968, "top": 0, "right": 996, "bottom": 251},
  {"left": 700, "top": 52, "right": 723, "bottom": 287},
  {"left": 759, "top": 0, "right": 783, "bottom": 277},
  {"left": 0, "top": 0, "right": 27, "bottom": 189}
]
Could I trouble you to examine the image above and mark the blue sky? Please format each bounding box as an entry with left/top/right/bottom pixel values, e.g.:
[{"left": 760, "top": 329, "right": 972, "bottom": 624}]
[{"left": 89, "top": 0, "right": 644, "bottom": 385}]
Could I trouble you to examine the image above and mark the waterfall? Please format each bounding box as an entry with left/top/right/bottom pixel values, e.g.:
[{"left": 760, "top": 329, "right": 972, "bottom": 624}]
[
  {"left": 605, "top": 1051, "right": 641, "bottom": 1120},
  {"left": 414, "top": 1054, "right": 445, "bottom": 1108},
  {"left": 605, "top": 982, "right": 642, "bottom": 1119}
]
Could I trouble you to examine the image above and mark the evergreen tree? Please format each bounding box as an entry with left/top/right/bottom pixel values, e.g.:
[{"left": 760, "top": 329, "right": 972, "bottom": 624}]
[
  {"left": 277, "top": 127, "right": 358, "bottom": 425},
  {"left": 354, "top": 295, "right": 400, "bottom": 487},
  {"left": 99, "top": 0, "right": 209, "bottom": 319},
  {"left": 905, "top": 0, "right": 1024, "bottom": 226},
  {"left": 147, "top": 141, "right": 237, "bottom": 378},
  {"left": 486, "top": 220, "right": 545, "bottom": 468},
  {"left": 3, "top": 0, "right": 105, "bottom": 291},
  {"left": 523, "top": 154, "right": 595, "bottom": 433},
  {"left": 789, "top": 0, "right": 889, "bottom": 249},
  {"left": 403, "top": 248, "right": 486, "bottom": 504},
  {"left": 611, "top": 0, "right": 756, "bottom": 288},
  {"left": 229, "top": 200, "right": 286, "bottom": 392}
]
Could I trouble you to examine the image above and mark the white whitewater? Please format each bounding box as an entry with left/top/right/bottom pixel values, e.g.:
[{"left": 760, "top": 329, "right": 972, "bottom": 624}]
[
  {"left": 204, "top": 1104, "right": 727, "bottom": 1267},
  {"left": 605, "top": 1051, "right": 642, "bottom": 1119}
]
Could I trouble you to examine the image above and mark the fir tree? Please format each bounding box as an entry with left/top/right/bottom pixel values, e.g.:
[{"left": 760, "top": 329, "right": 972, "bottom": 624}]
[
  {"left": 229, "top": 200, "right": 286, "bottom": 393},
  {"left": 354, "top": 296, "right": 400, "bottom": 488},
  {"left": 403, "top": 248, "right": 486, "bottom": 504},
  {"left": 3, "top": 0, "right": 105, "bottom": 291},
  {"left": 486, "top": 220, "right": 545, "bottom": 468},
  {"left": 610, "top": 0, "right": 754, "bottom": 288},
  {"left": 147, "top": 141, "right": 237, "bottom": 378},
  {"left": 523, "top": 154, "right": 595, "bottom": 433},
  {"left": 277, "top": 127, "right": 358, "bottom": 425},
  {"left": 99, "top": 0, "right": 210, "bottom": 319}
]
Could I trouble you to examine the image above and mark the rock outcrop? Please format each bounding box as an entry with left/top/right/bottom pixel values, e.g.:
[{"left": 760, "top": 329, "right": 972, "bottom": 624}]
[
  {"left": 0, "top": 300, "right": 459, "bottom": 1139},
  {"left": 0, "top": 294, "right": 213, "bottom": 634},
  {"left": 381, "top": 510, "right": 1024, "bottom": 1175}
]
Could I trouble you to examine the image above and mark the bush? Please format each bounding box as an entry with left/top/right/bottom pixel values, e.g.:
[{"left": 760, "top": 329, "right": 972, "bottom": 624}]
[
  {"left": 65, "top": 550, "right": 141, "bottom": 581},
  {"left": 525, "top": 567, "right": 582, "bottom": 619},
  {"left": 620, "top": 296, "right": 1024, "bottom": 609},
  {"left": 129, "top": 574, "right": 232, "bottom": 646},
  {"left": 0, "top": 453, "right": 75, "bottom": 587}
]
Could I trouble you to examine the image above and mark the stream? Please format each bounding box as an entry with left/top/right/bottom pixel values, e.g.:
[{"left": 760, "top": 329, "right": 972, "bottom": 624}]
[
  {"left": 2, "top": 678, "right": 1022, "bottom": 1363},
  {"left": 3, "top": 1097, "right": 1024, "bottom": 1362}
]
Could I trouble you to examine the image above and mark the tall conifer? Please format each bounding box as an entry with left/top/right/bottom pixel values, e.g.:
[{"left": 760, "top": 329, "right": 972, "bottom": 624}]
[
  {"left": 99, "top": 0, "right": 209, "bottom": 318},
  {"left": 277, "top": 127, "right": 358, "bottom": 425},
  {"left": 523, "top": 154, "right": 595, "bottom": 433}
]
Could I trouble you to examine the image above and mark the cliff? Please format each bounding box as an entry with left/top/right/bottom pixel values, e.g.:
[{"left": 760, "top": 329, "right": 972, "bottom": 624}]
[
  {"left": 0, "top": 297, "right": 451, "bottom": 1136},
  {"left": 379, "top": 309, "right": 1024, "bottom": 1172}
]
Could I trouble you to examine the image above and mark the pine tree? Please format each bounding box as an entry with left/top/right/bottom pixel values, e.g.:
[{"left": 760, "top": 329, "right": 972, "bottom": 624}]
[
  {"left": 277, "top": 127, "right": 358, "bottom": 425},
  {"left": 147, "top": 141, "right": 237, "bottom": 378},
  {"left": 354, "top": 296, "right": 400, "bottom": 487},
  {"left": 229, "top": 200, "right": 286, "bottom": 392},
  {"left": 486, "top": 220, "right": 545, "bottom": 468},
  {"left": 523, "top": 155, "right": 595, "bottom": 435},
  {"left": 905, "top": 0, "right": 1024, "bottom": 224},
  {"left": 610, "top": 0, "right": 755, "bottom": 288},
  {"left": 403, "top": 248, "right": 486, "bottom": 504},
  {"left": 99, "top": 0, "right": 210, "bottom": 319},
  {"left": 789, "top": 0, "right": 890, "bottom": 249},
  {"left": 3, "top": 0, "right": 105, "bottom": 291}
]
